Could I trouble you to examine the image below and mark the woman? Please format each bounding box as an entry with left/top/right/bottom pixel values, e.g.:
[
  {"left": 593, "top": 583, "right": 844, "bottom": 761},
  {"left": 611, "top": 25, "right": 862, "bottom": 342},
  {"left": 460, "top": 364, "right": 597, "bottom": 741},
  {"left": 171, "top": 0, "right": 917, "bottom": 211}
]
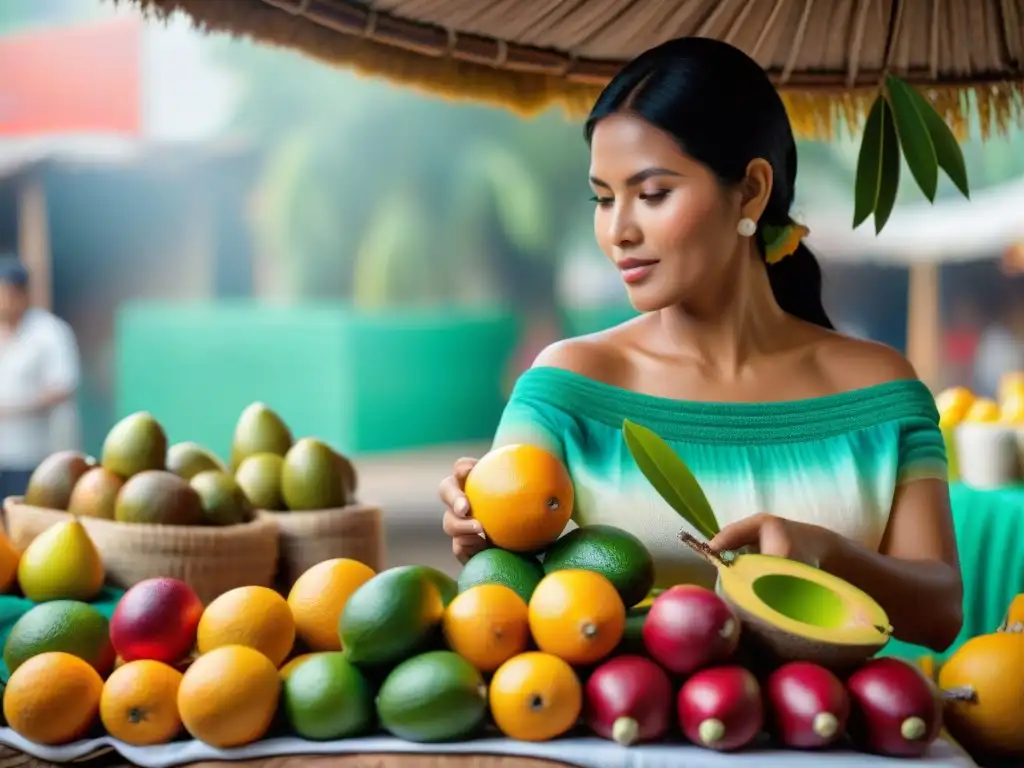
[{"left": 439, "top": 38, "right": 963, "bottom": 653}]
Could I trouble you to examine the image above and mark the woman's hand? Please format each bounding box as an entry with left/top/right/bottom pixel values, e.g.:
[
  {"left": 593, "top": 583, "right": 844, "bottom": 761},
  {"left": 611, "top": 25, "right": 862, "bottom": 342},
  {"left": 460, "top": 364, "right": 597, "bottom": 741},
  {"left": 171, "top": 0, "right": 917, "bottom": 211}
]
[
  {"left": 708, "top": 513, "right": 838, "bottom": 568},
  {"left": 439, "top": 457, "right": 489, "bottom": 564}
]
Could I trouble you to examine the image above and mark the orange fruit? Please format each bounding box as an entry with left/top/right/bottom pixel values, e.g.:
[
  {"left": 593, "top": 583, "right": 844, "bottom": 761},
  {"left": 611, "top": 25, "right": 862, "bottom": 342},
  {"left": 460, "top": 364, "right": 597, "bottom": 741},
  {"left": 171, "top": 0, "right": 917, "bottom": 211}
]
[
  {"left": 528, "top": 569, "right": 625, "bottom": 665},
  {"left": 197, "top": 586, "right": 295, "bottom": 667},
  {"left": 279, "top": 652, "right": 319, "bottom": 679},
  {"left": 464, "top": 444, "right": 574, "bottom": 552},
  {"left": 100, "top": 660, "right": 184, "bottom": 746},
  {"left": 443, "top": 584, "right": 530, "bottom": 672},
  {"left": 489, "top": 652, "right": 582, "bottom": 741},
  {"left": 3, "top": 652, "right": 103, "bottom": 745},
  {"left": 287, "top": 558, "right": 375, "bottom": 651},
  {"left": 178, "top": 645, "right": 280, "bottom": 748},
  {"left": 0, "top": 532, "right": 19, "bottom": 593}
]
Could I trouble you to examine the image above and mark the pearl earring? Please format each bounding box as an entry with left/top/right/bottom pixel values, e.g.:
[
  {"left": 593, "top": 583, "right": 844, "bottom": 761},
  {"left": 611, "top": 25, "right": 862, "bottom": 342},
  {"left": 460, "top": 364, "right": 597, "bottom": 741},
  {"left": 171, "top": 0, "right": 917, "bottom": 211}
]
[{"left": 737, "top": 218, "right": 757, "bottom": 237}]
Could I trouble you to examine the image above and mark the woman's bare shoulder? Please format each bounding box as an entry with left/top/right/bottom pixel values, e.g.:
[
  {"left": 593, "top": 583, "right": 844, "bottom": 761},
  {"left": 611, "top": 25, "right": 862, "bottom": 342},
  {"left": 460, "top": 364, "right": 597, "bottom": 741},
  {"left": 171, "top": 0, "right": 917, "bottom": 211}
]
[
  {"left": 812, "top": 331, "right": 921, "bottom": 391},
  {"left": 531, "top": 319, "right": 645, "bottom": 383}
]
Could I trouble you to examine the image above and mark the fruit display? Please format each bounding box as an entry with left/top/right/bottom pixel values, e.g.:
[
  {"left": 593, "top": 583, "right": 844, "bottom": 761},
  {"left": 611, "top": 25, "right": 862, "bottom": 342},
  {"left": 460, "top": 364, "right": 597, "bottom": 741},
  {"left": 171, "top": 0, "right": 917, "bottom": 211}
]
[{"left": 14, "top": 402, "right": 359, "bottom": 525}]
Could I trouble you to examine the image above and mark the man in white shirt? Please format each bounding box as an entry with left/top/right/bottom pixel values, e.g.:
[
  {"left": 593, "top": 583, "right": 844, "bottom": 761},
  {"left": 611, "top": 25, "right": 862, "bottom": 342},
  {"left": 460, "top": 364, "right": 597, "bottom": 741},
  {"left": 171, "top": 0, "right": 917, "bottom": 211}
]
[{"left": 0, "top": 257, "right": 82, "bottom": 500}]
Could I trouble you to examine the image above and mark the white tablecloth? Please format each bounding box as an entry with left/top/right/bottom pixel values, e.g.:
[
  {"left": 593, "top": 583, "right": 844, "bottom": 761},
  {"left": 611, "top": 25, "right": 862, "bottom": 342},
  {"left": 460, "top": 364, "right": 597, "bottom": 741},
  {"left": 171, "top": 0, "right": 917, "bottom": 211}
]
[{"left": 0, "top": 727, "right": 978, "bottom": 768}]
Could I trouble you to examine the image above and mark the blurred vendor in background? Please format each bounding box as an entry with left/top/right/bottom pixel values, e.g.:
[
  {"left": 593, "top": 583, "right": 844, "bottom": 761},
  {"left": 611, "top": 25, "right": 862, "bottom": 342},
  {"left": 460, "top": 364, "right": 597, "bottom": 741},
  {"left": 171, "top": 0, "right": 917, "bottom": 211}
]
[{"left": 0, "top": 256, "right": 81, "bottom": 500}]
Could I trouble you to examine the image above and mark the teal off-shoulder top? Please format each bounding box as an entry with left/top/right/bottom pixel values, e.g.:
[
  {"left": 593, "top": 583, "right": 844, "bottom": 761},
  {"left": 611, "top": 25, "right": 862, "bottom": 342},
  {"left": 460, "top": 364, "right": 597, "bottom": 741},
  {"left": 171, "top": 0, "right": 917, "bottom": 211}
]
[{"left": 492, "top": 366, "right": 948, "bottom": 590}]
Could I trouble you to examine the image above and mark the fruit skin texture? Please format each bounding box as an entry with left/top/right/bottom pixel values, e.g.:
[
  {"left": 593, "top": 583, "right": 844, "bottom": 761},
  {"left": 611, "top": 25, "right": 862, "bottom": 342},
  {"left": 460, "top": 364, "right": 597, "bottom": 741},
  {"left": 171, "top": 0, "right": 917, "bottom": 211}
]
[
  {"left": 643, "top": 584, "right": 740, "bottom": 675},
  {"left": 339, "top": 565, "right": 445, "bottom": 667},
  {"left": 766, "top": 661, "right": 849, "bottom": 749},
  {"left": 235, "top": 453, "right": 285, "bottom": 511},
  {"left": 100, "top": 660, "right": 184, "bottom": 746},
  {"left": 282, "top": 652, "right": 373, "bottom": 740},
  {"left": 584, "top": 654, "right": 673, "bottom": 746},
  {"left": 230, "top": 402, "right": 293, "bottom": 472},
  {"left": 443, "top": 584, "right": 530, "bottom": 673},
  {"left": 846, "top": 657, "right": 942, "bottom": 757},
  {"left": 489, "top": 651, "right": 582, "bottom": 742},
  {"left": 528, "top": 569, "right": 626, "bottom": 666},
  {"left": 279, "top": 438, "right": 349, "bottom": 511},
  {"left": 287, "top": 558, "right": 376, "bottom": 652},
  {"left": 938, "top": 631, "right": 1024, "bottom": 756},
  {"left": 3, "top": 651, "right": 104, "bottom": 745},
  {"left": 17, "top": 518, "right": 104, "bottom": 602},
  {"left": 464, "top": 444, "right": 574, "bottom": 553},
  {"left": 197, "top": 586, "right": 296, "bottom": 667},
  {"left": 4, "top": 600, "right": 115, "bottom": 676},
  {"left": 376, "top": 651, "right": 487, "bottom": 742},
  {"left": 458, "top": 548, "right": 545, "bottom": 604},
  {"left": 677, "top": 665, "right": 764, "bottom": 752},
  {"left": 110, "top": 578, "right": 204, "bottom": 664},
  {"left": 102, "top": 412, "right": 167, "bottom": 479},
  {"left": 24, "top": 450, "right": 95, "bottom": 509},
  {"left": 542, "top": 524, "right": 655, "bottom": 608},
  {"left": 114, "top": 470, "right": 205, "bottom": 526},
  {"left": 166, "top": 442, "right": 225, "bottom": 481},
  {"left": 177, "top": 645, "right": 281, "bottom": 748},
  {"left": 67, "top": 467, "right": 123, "bottom": 519},
  {"left": 189, "top": 470, "right": 253, "bottom": 526},
  {"left": 0, "top": 531, "right": 19, "bottom": 593}
]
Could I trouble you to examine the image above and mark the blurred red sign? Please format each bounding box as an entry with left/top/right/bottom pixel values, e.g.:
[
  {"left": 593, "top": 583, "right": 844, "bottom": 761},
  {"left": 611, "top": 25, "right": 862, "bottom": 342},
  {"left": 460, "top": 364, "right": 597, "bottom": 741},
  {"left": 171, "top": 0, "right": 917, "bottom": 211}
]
[{"left": 0, "top": 16, "right": 143, "bottom": 137}]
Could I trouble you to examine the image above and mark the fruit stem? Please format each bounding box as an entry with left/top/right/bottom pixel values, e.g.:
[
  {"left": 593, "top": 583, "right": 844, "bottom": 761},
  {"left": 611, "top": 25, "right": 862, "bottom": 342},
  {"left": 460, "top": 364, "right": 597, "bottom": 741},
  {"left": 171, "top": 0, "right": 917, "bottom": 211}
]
[
  {"left": 679, "top": 532, "right": 733, "bottom": 567},
  {"left": 941, "top": 685, "right": 978, "bottom": 703},
  {"left": 900, "top": 716, "right": 927, "bottom": 741},
  {"left": 579, "top": 620, "right": 598, "bottom": 639},
  {"left": 528, "top": 694, "right": 545, "bottom": 712},
  {"left": 612, "top": 716, "right": 640, "bottom": 746},
  {"left": 698, "top": 718, "right": 726, "bottom": 745},
  {"left": 813, "top": 712, "right": 839, "bottom": 739}
]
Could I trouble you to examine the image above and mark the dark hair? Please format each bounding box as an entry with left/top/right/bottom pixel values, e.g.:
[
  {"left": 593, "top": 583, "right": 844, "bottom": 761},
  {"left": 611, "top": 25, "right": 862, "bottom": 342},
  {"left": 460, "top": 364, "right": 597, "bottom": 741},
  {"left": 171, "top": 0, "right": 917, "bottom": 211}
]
[
  {"left": 0, "top": 255, "right": 29, "bottom": 290},
  {"left": 584, "top": 37, "right": 833, "bottom": 329}
]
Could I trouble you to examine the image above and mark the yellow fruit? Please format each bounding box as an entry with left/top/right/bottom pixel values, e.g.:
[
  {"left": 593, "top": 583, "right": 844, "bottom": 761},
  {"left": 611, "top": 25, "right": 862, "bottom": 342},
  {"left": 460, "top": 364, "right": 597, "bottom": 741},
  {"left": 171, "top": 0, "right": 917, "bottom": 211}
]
[
  {"left": 939, "top": 632, "right": 1024, "bottom": 757},
  {"left": 1001, "top": 392, "right": 1024, "bottom": 425},
  {"left": 3, "top": 652, "right": 103, "bottom": 745},
  {"left": 998, "top": 372, "right": 1024, "bottom": 406},
  {"left": 197, "top": 586, "right": 295, "bottom": 667},
  {"left": 443, "top": 584, "right": 530, "bottom": 672},
  {"left": 17, "top": 518, "right": 104, "bottom": 602},
  {"left": 100, "top": 660, "right": 183, "bottom": 746},
  {"left": 464, "top": 444, "right": 574, "bottom": 553},
  {"left": 287, "top": 558, "right": 375, "bottom": 651},
  {"left": 963, "top": 398, "right": 1001, "bottom": 424},
  {"left": 177, "top": 645, "right": 280, "bottom": 748},
  {"left": 528, "top": 569, "right": 625, "bottom": 665},
  {"left": 489, "top": 652, "right": 582, "bottom": 742},
  {"left": 936, "top": 386, "right": 975, "bottom": 428}
]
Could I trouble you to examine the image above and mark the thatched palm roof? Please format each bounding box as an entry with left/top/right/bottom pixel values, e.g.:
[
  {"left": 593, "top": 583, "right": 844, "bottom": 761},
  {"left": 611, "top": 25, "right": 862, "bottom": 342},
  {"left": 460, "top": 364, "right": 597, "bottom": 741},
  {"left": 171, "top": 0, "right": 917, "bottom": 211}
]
[{"left": 123, "top": 0, "right": 1023, "bottom": 138}]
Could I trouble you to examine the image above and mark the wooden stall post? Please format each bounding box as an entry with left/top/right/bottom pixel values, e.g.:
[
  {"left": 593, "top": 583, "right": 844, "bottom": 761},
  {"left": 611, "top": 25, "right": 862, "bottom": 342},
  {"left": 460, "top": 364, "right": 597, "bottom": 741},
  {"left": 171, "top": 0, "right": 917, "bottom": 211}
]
[
  {"left": 906, "top": 261, "right": 941, "bottom": 391},
  {"left": 16, "top": 173, "right": 53, "bottom": 311}
]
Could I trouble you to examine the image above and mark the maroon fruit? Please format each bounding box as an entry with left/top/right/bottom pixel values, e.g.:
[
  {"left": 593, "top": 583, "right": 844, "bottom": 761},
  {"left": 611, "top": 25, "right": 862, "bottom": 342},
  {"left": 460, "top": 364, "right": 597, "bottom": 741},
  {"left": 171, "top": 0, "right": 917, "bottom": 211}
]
[
  {"left": 766, "top": 662, "right": 849, "bottom": 749},
  {"left": 677, "top": 665, "right": 764, "bottom": 751},
  {"left": 110, "top": 577, "right": 204, "bottom": 663},
  {"left": 642, "top": 585, "right": 740, "bottom": 675},
  {"left": 846, "top": 657, "right": 942, "bottom": 757},
  {"left": 584, "top": 655, "right": 673, "bottom": 746}
]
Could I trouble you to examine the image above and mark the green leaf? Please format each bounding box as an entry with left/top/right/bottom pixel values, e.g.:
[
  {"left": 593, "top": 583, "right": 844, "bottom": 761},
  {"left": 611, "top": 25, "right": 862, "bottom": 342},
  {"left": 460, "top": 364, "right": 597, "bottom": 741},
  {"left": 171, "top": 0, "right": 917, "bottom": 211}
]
[
  {"left": 853, "top": 96, "right": 886, "bottom": 229},
  {"left": 903, "top": 85, "right": 970, "bottom": 199},
  {"left": 621, "top": 419, "right": 720, "bottom": 540},
  {"left": 875, "top": 99, "right": 901, "bottom": 234},
  {"left": 886, "top": 76, "right": 939, "bottom": 202}
]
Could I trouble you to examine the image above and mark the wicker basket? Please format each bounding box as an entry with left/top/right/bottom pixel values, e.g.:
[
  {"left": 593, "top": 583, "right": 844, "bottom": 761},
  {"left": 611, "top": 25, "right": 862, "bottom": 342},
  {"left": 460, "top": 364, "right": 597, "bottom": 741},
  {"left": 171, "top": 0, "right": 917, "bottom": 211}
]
[
  {"left": 2, "top": 497, "right": 280, "bottom": 604},
  {"left": 268, "top": 503, "right": 384, "bottom": 589}
]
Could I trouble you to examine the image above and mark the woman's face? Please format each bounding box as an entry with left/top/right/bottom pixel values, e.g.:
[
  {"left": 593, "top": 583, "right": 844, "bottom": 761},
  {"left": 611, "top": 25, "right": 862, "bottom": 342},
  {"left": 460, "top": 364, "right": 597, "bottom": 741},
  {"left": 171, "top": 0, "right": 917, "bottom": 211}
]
[{"left": 589, "top": 113, "right": 745, "bottom": 313}]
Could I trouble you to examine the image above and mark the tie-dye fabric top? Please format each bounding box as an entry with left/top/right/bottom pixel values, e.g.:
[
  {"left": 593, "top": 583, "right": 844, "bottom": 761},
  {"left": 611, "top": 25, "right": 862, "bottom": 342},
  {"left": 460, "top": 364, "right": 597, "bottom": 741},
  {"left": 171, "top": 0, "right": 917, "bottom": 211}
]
[{"left": 492, "top": 366, "right": 948, "bottom": 590}]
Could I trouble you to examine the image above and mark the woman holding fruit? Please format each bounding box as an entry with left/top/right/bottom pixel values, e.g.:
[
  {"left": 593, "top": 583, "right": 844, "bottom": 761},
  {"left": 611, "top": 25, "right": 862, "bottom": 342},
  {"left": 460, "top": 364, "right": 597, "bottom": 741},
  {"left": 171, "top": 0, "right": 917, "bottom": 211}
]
[{"left": 440, "top": 37, "right": 963, "bottom": 654}]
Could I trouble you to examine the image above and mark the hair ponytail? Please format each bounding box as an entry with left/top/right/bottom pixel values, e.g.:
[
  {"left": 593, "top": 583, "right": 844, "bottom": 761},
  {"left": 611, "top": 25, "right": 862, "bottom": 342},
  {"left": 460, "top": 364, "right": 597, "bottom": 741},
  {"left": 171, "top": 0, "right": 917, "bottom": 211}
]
[{"left": 764, "top": 242, "right": 834, "bottom": 330}]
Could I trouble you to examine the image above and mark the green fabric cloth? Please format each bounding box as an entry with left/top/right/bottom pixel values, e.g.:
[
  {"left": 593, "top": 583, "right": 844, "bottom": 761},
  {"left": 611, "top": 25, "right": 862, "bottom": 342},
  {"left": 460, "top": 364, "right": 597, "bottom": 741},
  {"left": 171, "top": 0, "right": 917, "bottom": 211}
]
[
  {"left": 882, "top": 483, "right": 1024, "bottom": 663},
  {"left": 0, "top": 585, "right": 124, "bottom": 680}
]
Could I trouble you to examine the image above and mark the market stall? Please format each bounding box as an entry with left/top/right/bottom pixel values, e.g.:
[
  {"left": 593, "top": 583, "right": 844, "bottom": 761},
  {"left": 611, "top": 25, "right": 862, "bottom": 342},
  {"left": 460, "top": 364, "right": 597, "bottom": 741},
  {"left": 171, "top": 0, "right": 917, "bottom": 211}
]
[{"left": 1, "top": 1, "right": 1020, "bottom": 767}]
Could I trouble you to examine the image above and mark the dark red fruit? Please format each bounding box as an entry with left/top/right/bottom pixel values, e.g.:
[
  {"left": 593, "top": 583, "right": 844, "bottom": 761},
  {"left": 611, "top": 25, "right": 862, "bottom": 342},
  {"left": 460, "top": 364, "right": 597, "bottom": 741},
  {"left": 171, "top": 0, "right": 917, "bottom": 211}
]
[
  {"left": 678, "top": 665, "right": 764, "bottom": 751},
  {"left": 584, "top": 655, "right": 673, "bottom": 745},
  {"left": 846, "top": 657, "right": 942, "bottom": 757},
  {"left": 766, "top": 662, "right": 849, "bottom": 748},
  {"left": 642, "top": 585, "right": 740, "bottom": 675},
  {"left": 110, "top": 577, "right": 204, "bottom": 663}
]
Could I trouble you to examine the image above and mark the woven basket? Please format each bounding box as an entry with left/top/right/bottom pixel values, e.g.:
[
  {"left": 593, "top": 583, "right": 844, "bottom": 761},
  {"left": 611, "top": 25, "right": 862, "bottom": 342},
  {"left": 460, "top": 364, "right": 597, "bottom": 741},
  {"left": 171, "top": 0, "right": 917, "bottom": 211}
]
[
  {"left": 2, "top": 497, "right": 280, "bottom": 604},
  {"left": 269, "top": 503, "right": 384, "bottom": 589}
]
